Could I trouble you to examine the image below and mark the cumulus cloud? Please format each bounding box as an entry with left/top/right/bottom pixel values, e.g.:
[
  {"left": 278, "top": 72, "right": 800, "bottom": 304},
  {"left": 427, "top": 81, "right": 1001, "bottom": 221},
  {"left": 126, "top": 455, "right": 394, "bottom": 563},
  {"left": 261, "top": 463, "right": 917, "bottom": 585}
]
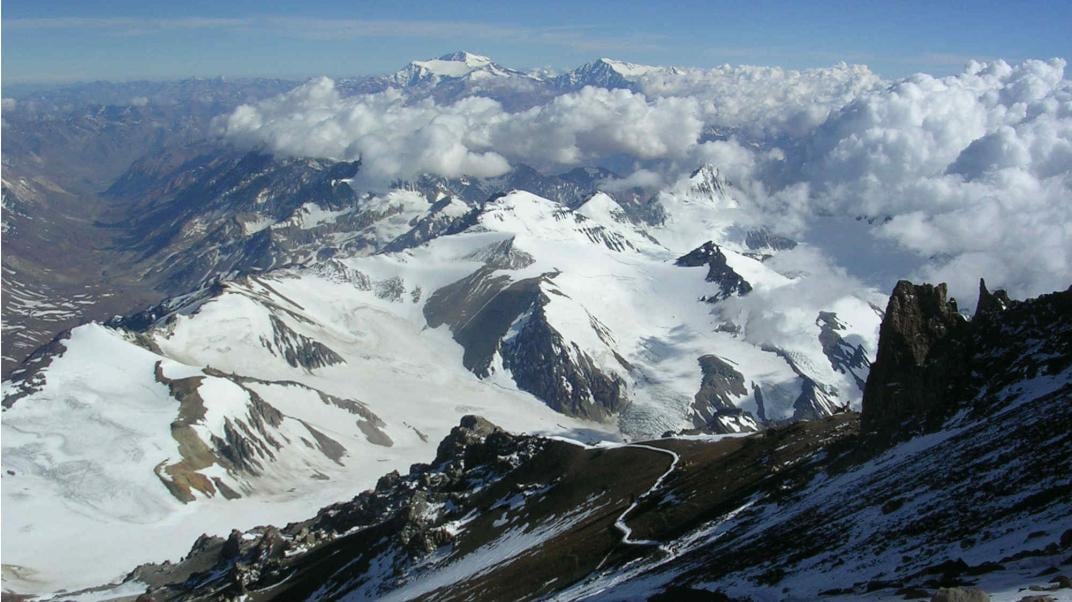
[
  {"left": 217, "top": 62, "right": 880, "bottom": 183},
  {"left": 653, "top": 59, "right": 1071, "bottom": 303},
  {"left": 218, "top": 77, "right": 706, "bottom": 183},
  {"left": 219, "top": 59, "right": 1071, "bottom": 302},
  {"left": 600, "top": 168, "right": 666, "bottom": 193},
  {"left": 778, "top": 59, "right": 1072, "bottom": 302},
  {"left": 220, "top": 78, "right": 512, "bottom": 181},
  {"left": 494, "top": 88, "right": 704, "bottom": 166},
  {"left": 634, "top": 62, "right": 882, "bottom": 138}
]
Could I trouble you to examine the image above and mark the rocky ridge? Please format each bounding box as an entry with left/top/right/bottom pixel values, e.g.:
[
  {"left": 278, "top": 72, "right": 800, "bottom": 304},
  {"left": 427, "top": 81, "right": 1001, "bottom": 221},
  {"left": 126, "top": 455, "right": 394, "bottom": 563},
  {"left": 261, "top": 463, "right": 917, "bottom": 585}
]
[{"left": 48, "top": 280, "right": 1071, "bottom": 601}]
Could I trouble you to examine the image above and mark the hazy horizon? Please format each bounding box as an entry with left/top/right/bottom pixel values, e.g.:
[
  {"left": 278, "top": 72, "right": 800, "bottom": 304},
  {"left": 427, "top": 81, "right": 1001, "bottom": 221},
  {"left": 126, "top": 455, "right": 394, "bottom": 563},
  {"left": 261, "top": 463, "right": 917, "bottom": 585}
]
[{"left": 4, "top": 0, "right": 1071, "bottom": 85}]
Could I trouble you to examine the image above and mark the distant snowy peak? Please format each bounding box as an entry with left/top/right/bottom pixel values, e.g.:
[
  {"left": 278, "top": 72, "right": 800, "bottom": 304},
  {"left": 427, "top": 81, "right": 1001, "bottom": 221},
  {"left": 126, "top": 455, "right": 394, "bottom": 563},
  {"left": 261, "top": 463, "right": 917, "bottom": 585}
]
[
  {"left": 392, "top": 51, "right": 530, "bottom": 86},
  {"left": 475, "top": 190, "right": 662, "bottom": 254},
  {"left": 599, "top": 57, "right": 661, "bottom": 77},
  {"left": 686, "top": 164, "right": 728, "bottom": 198},
  {"left": 656, "top": 164, "right": 737, "bottom": 223},
  {"left": 437, "top": 51, "right": 493, "bottom": 65},
  {"left": 576, "top": 191, "right": 629, "bottom": 224},
  {"left": 552, "top": 58, "right": 662, "bottom": 91}
]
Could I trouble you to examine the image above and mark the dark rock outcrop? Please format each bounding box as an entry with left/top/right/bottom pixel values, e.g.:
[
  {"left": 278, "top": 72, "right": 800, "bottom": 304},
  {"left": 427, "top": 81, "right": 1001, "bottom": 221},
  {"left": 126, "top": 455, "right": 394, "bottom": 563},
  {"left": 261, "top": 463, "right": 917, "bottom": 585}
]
[
  {"left": 816, "top": 311, "right": 871, "bottom": 390},
  {"left": 426, "top": 268, "right": 627, "bottom": 421},
  {"left": 675, "top": 241, "right": 752, "bottom": 301},
  {"left": 861, "top": 281, "right": 971, "bottom": 444},
  {"left": 1, "top": 328, "right": 73, "bottom": 408},
  {"left": 265, "top": 314, "right": 345, "bottom": 370},
  {"left": 423, "top": 267, "right": 545, "bottom": 378},
  {"left": 974, "top": 278, "right": 1010, "bottom": 318},
  {"left": 761, "top": 344, "right": 841, "bottom": 421},
  {"left": 675, "top": 241, "right": 721, "bottom": 268},
  {"left": 862, "top": 279, "right": 1072, "bottom": 448},
  {"left": 693, "top": 355, "right": 747, "bottom": 411},
  {"left": 689, "top": 355, "right": 757, "bottom": 432},
  {"left": 433, "top": 415, "right": 502, "bottom": 465},
  {"left": 501, "top": 297, "right": 627, "bottom": 421},
  {"left": 121, "top": 416, "right": 546, "bottom": 600}
]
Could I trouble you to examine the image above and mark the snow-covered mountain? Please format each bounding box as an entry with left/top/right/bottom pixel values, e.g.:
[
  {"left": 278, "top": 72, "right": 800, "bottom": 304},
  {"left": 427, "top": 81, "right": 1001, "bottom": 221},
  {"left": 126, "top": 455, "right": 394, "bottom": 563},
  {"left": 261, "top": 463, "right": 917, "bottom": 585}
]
[
  {"left": 104, "top": 148, "right": 615, "bottom": 294},
  {"left": 335, "top": 51, "right": 554, "bottom": 109},
  {"left": 327, "top": 51, "right": 679, "bottom": 110},
  {"left": 32, "top": 280, "right": 1072, "bottom": 601},
  {"left": 0, "top": 51, "right": 877, "bottom": 374},
  {"left": 389, "top": 51, "right": 532, "bottom": 86},
  {"left": 551, "top": 57, "right": 663, "bottom": 91},
  {"left": 0, "top": 267, "right": 600, "bottom": 591},
  {"left": 2, "top": 161, "right": 885, "bottom": 593}
]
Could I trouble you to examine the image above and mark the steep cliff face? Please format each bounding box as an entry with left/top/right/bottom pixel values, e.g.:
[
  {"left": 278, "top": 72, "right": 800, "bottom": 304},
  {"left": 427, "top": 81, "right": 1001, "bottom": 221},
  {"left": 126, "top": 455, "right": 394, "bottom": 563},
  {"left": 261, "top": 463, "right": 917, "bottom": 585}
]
[
  {"left": 816, "top": 311, "right": 870, "bottom": 390},
  {"left": 860, "top": 281, "right": 971, "bottom": 443},
  {"left": 500, "top": 296, "right": 628, "bottom": 421},
  {"left": 862, "top": 279, "right": 1072, "bottom": 447},
  {"left": 689, "top": 354, "right": 758, "bottom": 433},
  {"left": 675, "top": 241, "right": 752, "bottom": 302},
  {"left": 973, "top": 278, "right": 1011, "bottom": 318}
]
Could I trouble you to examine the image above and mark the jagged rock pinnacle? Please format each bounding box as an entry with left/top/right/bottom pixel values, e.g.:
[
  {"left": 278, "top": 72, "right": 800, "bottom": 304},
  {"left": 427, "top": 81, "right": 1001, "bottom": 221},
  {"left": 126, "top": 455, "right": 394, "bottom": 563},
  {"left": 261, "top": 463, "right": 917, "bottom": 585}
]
[{"left": 974, "top": 278, "right": 1011, "bottom": 319}]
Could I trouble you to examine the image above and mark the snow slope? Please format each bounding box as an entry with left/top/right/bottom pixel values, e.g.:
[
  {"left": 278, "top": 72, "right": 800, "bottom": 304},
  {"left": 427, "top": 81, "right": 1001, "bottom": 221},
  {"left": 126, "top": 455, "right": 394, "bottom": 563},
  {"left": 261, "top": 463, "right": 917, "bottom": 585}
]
[
  {"left": 0, "top": 270, "right": 603, "bottom": 593},
  {"left": 441, "top": 175, "right": 882, "bottom": 435},
  {"left": 2, "top": 165, "right": 884, "bottom": 593}
]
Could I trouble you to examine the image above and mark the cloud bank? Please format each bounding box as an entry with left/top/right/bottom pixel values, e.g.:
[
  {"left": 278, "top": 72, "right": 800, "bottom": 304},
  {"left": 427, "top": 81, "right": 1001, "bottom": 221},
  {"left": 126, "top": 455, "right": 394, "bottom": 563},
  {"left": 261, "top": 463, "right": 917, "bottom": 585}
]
[
  {"left": 219, "top": 77, "right": 707, "bottom": 182},
  {"left": 219, "top": 59, "right": 1072, "bottom": 301},
  {"left": 218, "top": 63, "right": 878, "bottom": 182},
  {"left": 635, "top": 62, "right": 883, "bottom": 138},
  {"left": 783, "top": 59, "right": 1072, "bottom": 301}
]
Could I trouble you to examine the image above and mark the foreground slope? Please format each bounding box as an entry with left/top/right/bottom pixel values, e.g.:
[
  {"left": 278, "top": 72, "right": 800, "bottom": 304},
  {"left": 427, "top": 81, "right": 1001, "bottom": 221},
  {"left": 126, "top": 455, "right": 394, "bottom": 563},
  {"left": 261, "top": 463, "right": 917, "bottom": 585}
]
[{"left": 51, "top": 280, "right": 1071, "bottom": 601}]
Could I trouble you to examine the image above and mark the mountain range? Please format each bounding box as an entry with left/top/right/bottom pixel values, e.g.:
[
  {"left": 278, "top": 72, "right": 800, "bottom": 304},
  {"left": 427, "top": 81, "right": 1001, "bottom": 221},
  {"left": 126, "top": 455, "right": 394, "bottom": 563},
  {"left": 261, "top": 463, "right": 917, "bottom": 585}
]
[{"left": 1, "top": 51, "right": 1069, "bottom": 601}]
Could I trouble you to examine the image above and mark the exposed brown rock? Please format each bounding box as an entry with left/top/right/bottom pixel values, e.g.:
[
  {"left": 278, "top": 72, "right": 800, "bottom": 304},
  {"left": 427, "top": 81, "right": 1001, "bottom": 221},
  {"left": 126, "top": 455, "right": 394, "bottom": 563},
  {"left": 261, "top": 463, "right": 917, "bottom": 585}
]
[
  {"left": 861, "top": 281, "right": 971, "bottom": 445},
  {"left": 931, "top": 587, "right": 989, "bottom": 602},
  {"left": 500, "top": 294, "right": 627, "bottom": 421}
]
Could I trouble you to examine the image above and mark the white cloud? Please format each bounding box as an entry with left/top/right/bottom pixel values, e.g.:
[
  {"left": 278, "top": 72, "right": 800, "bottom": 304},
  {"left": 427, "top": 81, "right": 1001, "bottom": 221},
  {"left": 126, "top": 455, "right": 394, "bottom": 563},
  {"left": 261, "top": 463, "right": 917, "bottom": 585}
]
[
  {"left": 780, "top": 59, "right": 1072, "bottom": 301},
  {"left": 493, "top": 87, "right": 704, "bottom": 165},
  {"left": 600, "top": 168, "right": 666, "bottom": 193},
  {"left": 219, "top": 78, "right": 512, "bottom": 182},
  {"left": 635, "top": 62, "right": 883, "bottom": 138},
  {"left": 218, "top": 78, "right": 705, "bottom": 183},
  {"left": 219, "top": 58, "right": 1071, "bottom": 302}
]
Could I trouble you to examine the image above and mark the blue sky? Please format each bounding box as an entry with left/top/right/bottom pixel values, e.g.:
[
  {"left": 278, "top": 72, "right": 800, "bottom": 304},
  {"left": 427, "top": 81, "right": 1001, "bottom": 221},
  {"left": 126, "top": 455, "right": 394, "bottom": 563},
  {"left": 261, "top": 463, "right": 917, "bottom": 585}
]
[{"left": 4, "top": 0, "right": 1071, "bottom": 84}]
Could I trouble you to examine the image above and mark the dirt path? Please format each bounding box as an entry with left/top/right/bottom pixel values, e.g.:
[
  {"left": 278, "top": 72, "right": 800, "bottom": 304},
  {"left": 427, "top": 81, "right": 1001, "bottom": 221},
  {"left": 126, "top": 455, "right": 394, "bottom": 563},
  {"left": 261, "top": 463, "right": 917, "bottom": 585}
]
[{"left": 613, "top": 443, "right": 680, "bottom": 550}]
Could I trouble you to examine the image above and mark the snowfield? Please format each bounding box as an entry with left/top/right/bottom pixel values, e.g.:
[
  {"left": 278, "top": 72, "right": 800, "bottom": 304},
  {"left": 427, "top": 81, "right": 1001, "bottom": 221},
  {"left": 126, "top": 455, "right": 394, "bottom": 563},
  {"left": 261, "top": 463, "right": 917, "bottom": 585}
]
[{"left": 2, "top": 167, "right": 885, "bottom": 593}]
